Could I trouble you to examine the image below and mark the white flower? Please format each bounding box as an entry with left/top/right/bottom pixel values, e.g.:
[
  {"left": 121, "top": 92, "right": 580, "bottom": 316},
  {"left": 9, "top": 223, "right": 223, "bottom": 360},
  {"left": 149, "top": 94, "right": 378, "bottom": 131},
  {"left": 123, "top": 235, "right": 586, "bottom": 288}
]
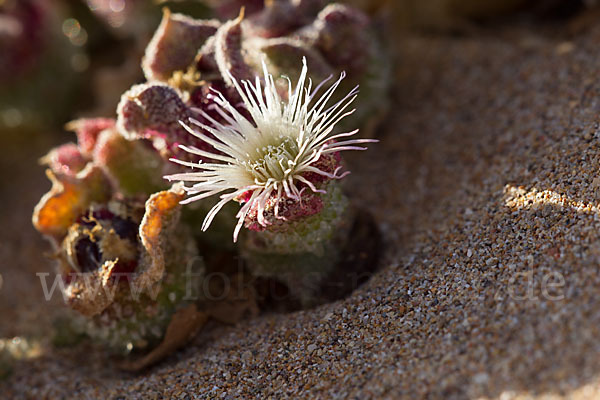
[{"left": 165, "top": 58, "right": 376, "bottom": 241}]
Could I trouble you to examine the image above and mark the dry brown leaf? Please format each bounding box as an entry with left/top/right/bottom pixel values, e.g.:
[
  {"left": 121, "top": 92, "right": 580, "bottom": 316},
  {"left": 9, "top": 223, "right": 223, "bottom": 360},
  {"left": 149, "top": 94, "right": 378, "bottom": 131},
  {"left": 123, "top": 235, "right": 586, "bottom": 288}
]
[
  {"left": 118, "top": 304, "right": 208, "bottom": 371},
  {"left": 32, "top": 167, "right": 110, "bottom": 242},
  {"left": 135, "top": 185, "right": 185, "bottom": 291}
]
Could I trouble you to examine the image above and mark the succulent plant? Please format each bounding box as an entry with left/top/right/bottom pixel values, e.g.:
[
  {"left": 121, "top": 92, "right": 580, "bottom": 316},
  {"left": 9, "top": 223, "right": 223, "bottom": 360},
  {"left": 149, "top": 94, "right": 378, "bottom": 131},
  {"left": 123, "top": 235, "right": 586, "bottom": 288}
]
[
  {"left": 32, "top": 119, "right": 203, "bottom": 354},
  {"left": 165, "top": 58, "right": 375, "bottom": 306},
  {"left": 32, "top": 0, "right": 386, "bottom": 359}
]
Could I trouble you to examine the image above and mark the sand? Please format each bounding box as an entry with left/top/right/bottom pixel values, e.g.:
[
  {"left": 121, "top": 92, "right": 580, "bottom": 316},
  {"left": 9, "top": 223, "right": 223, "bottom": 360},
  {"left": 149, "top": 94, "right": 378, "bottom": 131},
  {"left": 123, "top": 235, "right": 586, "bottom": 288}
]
[{"left": 4, "top": 19, "right": 600, "bottom": 399}]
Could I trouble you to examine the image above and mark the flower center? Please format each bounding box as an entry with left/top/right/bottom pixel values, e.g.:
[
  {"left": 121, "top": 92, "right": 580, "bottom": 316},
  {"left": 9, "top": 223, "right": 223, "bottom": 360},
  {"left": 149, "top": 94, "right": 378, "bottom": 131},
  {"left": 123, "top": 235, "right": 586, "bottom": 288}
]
[{"left": 245, "top": 136, "right": 300, "bottom": 184}]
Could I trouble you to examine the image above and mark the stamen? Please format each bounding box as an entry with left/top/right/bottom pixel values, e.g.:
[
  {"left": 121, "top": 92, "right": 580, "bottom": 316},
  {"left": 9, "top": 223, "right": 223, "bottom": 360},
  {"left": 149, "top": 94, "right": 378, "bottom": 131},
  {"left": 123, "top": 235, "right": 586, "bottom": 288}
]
[{"left": 164, "top": 57, "right": 374, "bottom": 241}]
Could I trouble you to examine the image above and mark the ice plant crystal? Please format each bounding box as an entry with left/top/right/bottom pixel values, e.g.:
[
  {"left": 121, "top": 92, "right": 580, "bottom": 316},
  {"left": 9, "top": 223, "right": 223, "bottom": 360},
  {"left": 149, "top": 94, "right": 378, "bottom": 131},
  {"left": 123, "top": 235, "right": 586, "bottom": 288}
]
[{"left": 165, "top": 58, "right": 375, "bottom": 241}]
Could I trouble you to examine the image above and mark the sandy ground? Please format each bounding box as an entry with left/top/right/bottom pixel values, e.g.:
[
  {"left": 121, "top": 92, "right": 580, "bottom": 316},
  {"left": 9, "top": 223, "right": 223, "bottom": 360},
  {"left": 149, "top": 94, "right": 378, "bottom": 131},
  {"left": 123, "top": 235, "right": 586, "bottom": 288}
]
[{"left": 4, "top": 19, "right": 600, "bottom": 399}]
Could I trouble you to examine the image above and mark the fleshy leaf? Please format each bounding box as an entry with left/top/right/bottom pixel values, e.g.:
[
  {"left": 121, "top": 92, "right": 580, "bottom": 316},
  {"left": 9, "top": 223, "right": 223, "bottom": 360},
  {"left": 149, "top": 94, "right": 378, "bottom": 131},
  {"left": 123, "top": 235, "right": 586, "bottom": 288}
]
[
  {"left": 243, "top": 0, "right": 326, "bottom": 38},
  {"left": 65, "top": 118, "right": 116, "bottom": 155},
  {"left": 116, "top": 82, "right": 225, "bottom": 161},
  {"left": 245, "top": 0, "right": 300, "bottom": 38},
  {"left": 215, "top": 13, "right": 254, "bottom": 85},
  {"left": 94, "top": 129, "right": 168, "bottom": 196},
  {"left": 142, "top": 8, "right": 220, "bottom": 82},
  {"left": 250, "top": 36, "right": 334, "bottom": 83},
  {"left": 195, "top": 35, "right": 218, "bottom": 73},
  {"left": 116, "top": 83, "right": 192, "bottom": 151},
  {"left": 310, "top": 4, "right": 370, "bottom": 74},
  {"left": 40, "top": 143, "right": 87, "bottom": 177}
]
